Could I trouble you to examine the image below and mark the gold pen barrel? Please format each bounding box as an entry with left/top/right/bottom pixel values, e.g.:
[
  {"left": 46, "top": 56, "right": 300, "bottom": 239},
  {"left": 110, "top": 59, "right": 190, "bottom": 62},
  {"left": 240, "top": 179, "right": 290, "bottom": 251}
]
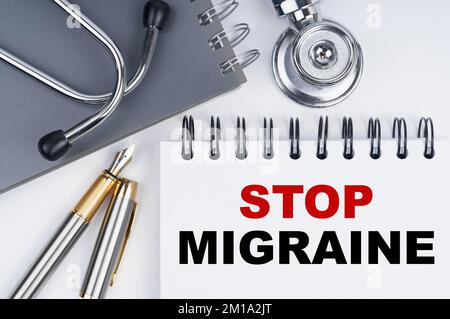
[{"left": 73, "top": 170, "right": 118, "bottom": 222}]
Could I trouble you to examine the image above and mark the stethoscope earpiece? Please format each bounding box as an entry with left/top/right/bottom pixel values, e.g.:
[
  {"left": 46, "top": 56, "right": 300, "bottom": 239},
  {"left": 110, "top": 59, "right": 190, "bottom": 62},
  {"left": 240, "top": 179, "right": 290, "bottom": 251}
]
[
  {"left": 38, "top": 130, "right": 72, "bottom": 162},
  {"left": 271, "top": 0, "right": 363, "bottom": 107},
  {"left": 144, "top": 0, "right": 171, "bottom": 30}
]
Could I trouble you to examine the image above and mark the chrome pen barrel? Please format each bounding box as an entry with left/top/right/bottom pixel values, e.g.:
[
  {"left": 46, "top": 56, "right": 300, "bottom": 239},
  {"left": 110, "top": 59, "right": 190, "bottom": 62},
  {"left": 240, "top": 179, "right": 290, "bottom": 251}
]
[
  {"left": 10, "top": 214, "right": 88, "bottom": 299},
  {"left": 81, "top": 180, "right": 138, "bottom": 299}
]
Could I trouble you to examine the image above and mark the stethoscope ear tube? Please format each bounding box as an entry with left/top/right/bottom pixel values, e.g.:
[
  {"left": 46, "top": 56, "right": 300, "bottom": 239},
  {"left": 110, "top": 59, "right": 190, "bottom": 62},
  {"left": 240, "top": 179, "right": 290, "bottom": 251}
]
[
  {"left": 1, "top": 0, "right": 170, "bottom": 161},
  {"left": 37, "top": 0, "right": 170, "bottom": 161},
  {"left": 37, "top": 0, "right": 128, "bottom": 161}
]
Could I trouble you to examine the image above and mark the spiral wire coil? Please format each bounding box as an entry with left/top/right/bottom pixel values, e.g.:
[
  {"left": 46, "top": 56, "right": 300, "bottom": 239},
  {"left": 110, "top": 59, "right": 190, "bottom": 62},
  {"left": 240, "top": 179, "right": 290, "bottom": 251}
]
[{"left": 180, "top": 116, "right": 436, "bottom": 161}]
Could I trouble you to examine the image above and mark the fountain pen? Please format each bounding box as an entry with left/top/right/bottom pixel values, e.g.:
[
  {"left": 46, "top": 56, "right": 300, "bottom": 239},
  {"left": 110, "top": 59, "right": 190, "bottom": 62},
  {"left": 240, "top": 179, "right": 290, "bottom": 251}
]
[{"left": 10, "top": 145, "right": 135, "bottom": 299}]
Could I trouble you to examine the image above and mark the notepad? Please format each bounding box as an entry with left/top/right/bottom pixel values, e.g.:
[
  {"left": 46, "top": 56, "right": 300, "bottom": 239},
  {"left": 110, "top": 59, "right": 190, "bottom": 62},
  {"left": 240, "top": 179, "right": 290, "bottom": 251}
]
[
  {"left": 159, "top": 128, "right": 450, "bottom": 298},
  {"left": 0, "top": 0, "right": 256, "bottom": 193}
]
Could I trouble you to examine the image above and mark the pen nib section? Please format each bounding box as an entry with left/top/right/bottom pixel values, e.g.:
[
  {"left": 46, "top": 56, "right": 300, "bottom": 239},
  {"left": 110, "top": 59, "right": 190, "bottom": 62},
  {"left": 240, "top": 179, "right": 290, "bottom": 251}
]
[{"left": 108, "top": 145, "right": 135, "bottom": 176}]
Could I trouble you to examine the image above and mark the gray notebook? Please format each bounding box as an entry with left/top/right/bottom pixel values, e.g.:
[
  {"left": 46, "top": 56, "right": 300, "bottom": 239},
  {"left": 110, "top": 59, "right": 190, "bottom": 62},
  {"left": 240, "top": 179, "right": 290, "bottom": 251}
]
[{"left": 0, "top": 0, "right": 249, "bottom": 193}]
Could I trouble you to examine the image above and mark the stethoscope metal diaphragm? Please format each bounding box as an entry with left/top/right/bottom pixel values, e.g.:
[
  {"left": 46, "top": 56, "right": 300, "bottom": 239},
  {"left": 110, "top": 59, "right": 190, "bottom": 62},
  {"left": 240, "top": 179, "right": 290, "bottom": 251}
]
[{"left": 272, "top": 19, "right": 363, "bottom": 108}]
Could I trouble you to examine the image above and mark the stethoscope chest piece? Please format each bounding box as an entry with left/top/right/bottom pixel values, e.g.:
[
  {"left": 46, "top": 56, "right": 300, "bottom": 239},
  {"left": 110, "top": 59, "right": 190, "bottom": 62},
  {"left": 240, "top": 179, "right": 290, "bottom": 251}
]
[{"left": 271, "top": 1, "right": 363, "bottom": 107}]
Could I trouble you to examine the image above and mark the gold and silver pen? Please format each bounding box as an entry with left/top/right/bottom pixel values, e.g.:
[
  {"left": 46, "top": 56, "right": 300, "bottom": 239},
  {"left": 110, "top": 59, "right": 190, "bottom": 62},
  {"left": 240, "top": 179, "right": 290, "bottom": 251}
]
[{"left": 10, "top": 146, "right": 135, "bottom": 299}]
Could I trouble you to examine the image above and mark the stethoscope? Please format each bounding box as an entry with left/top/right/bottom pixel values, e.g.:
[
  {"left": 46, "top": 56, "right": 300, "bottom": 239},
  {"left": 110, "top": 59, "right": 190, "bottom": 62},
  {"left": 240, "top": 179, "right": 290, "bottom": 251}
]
[
  {"left": 0, "top": 0, "right": 169, "bottom": 161},
  {"left": 270, "top": 0, "right": 363, "bottom": 107}
]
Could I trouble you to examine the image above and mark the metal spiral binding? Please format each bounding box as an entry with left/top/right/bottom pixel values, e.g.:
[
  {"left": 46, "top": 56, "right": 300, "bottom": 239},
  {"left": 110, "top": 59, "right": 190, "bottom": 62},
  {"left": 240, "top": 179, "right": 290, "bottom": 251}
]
[
  {"left": 263, "top": 118, "right": 274, "bottom": 159},
  {"left": 210, "top": 116, "right": 221, "bottom": 160},
  {"left": 219, "top": 50, "right": 261, "bottom": 75},
  {"left": 418, "top": 117, "right": 435, "bottom": 159},
  {"left": 393, "top": 117, "right": 408, "bottom": 159},
  {"left": 197, "top": 0, "right": 260, "bottom": 75},
  {"left": 181, "top": 115, "right": 195, "bottom": 160},
  {"left": 342, "top": 117, "right": 354, "bottom": 160},
  {"left": 317, "top": 116, "right": 328, "bottom": 160},
  {"left": 235, "top": 117, "right": 248, "bottom": 160},
  {"left": 179, "top": 116, "right": 436, "bottom": 160},
  {"left": 198, "top": 0, "right": 239, "bottom": 26},
  {"left": 368, "top": 118, "right": 381, "bottom": 159},
  {"left": 289, "top": 117, "right": 301, "bottom": 160},
  {"left": 209, "top": 23, "right": 250, "bottom": 50}
]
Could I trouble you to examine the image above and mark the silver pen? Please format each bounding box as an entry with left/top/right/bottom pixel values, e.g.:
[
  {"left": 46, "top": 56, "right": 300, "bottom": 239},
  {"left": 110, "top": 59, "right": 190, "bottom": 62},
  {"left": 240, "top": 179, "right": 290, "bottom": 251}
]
[
  {"left": 81, "top": 179, "right": 138, "bottom": 299},
  {"left": 10, "top": 146, "right": 135, "bottom": 299}
]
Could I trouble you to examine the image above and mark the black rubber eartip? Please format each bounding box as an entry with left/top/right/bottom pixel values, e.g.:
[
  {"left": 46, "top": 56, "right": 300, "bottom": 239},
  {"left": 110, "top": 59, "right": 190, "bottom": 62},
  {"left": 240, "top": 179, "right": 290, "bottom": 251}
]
[
  {"left": 143, "top": 0, "right": 170, "bottom": 30},
  {"left": 38, "top": 130, "right": 72, "bottom": 161}
]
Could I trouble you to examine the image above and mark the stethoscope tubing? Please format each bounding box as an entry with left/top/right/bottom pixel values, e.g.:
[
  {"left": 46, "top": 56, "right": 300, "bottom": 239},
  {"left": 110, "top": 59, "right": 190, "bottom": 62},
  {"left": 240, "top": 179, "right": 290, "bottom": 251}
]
[
  {"left": 0, "top": 0, "right": 169, "bottom": 160},
  {"left": 0, "top": 28, "right": 158, "bottom": 105}
]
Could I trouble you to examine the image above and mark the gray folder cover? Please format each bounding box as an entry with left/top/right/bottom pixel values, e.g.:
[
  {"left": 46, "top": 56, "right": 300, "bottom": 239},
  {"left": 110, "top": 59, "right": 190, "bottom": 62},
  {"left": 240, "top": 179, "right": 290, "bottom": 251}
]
[{"left": 0, "top": 0, "right": 246, "bottom": 193}]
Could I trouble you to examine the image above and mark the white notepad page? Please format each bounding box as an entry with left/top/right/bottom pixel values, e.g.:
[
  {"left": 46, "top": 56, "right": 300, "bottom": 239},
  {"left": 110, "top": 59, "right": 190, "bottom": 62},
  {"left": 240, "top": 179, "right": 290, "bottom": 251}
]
[{"left": 159, "top": 140, "right": 450, "bottom": 298}]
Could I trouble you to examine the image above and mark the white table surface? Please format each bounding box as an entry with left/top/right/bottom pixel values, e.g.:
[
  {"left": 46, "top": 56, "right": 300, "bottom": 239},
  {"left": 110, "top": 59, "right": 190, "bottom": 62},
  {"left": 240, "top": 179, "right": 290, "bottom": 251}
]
[{"left": 1, "top": 0, "right": 449, "bottom": 298}]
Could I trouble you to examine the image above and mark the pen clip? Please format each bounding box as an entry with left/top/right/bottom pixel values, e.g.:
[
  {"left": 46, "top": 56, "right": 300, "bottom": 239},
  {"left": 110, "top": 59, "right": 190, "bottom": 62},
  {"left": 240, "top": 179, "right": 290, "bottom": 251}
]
[{"left": 110, "top": 201, "right": 138, "bottom": 287}]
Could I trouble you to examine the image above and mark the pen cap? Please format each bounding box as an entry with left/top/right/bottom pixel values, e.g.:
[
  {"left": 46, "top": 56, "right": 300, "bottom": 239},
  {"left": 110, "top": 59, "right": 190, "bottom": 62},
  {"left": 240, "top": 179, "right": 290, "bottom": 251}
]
[{"left": 80, "top": 179, "right": 138, "bottom": 299}]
